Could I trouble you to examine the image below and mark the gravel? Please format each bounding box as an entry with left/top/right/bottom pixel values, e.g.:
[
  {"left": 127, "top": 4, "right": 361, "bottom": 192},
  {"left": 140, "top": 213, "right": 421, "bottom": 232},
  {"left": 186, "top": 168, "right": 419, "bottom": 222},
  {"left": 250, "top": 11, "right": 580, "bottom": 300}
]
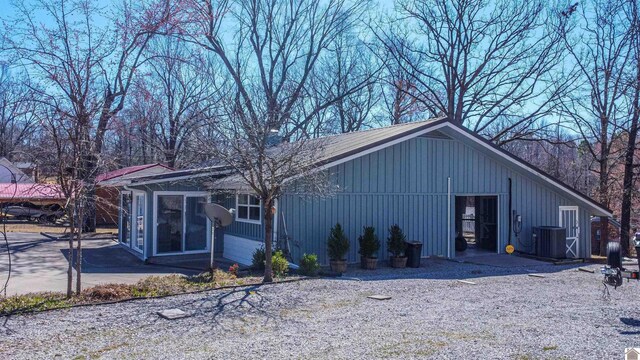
[{"left": 1, "top": 258, "right": 639, "bottom": 359}]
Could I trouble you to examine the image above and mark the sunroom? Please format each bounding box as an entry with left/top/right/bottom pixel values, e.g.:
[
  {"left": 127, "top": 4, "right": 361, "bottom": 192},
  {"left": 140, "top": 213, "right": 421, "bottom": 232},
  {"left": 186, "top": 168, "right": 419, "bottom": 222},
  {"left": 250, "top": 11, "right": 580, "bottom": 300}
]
[{"left": 119, "top": 187, "right": 213, "bottom": 261}]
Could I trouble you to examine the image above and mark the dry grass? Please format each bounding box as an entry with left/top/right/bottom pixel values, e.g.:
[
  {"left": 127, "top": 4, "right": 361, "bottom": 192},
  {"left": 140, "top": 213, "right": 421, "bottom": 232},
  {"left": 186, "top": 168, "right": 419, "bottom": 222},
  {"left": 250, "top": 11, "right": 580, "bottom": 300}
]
[{"left": 1, "top": 270, "right": 268, "bottom": 316}]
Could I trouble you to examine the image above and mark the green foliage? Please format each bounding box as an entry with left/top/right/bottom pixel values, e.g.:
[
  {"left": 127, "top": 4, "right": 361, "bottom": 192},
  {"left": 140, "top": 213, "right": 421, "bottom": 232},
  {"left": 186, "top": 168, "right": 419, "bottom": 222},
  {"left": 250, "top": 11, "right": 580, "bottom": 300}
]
[
  {"left": 387, "top": 224, "right": 407, "bottom": 257},
  {"left": 0, "top": 292, "right": 69, "bottom": 316},
  {"left": 299, "top": 253, "right": 320, "bottom": 276},
  {"left": 358, "top": 226, "right": 380, "bottom": 258},
  {"left": 252, "top": 246, "right": 266, "bottom": 271},
  {"left": 272, "top": 250, "right": 289, "bottom": 277},
  {"left": 327, "top": 222, "right": 350, "bottom": 260}
]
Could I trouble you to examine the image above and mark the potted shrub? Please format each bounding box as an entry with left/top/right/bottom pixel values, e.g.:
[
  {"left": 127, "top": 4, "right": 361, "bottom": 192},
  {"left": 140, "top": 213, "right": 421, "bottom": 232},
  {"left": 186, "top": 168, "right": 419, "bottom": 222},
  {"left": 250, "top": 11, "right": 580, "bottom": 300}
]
[
  {"left": 327, "top": 223, "right": 350, "bottom": 273},
  {"left": 358, "top": 226, "right": 380, "bottom": 270},
  {"left": 387, "top": 224, "right": 408, "bottom": 268}
]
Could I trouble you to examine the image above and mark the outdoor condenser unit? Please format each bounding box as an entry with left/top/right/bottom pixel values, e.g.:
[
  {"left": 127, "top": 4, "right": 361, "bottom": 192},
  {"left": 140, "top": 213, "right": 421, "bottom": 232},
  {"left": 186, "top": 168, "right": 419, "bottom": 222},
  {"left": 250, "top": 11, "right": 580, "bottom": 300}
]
[{"left": 533, "top": 226, "right": 566, "bottom": 259}]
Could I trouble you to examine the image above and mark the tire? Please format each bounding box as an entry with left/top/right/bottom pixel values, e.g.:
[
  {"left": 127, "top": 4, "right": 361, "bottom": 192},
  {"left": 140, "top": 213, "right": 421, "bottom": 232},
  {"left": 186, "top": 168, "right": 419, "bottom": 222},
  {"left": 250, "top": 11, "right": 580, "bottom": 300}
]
[
  {"left": 455, "top": 236, "right": 468, "bottom": 252},
  {"left": 37, "top": 215, "right": 47, "bottom": 224},
  {"left": 607, "top": 241, "right": 622, "bottom": 269}
]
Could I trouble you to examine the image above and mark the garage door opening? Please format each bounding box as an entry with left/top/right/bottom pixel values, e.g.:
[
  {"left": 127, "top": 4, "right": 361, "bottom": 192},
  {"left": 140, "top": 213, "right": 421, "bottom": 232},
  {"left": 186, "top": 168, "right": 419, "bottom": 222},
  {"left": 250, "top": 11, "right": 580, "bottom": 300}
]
[{"left": 455, "top": 196, "right": 498, "bottom": 255}]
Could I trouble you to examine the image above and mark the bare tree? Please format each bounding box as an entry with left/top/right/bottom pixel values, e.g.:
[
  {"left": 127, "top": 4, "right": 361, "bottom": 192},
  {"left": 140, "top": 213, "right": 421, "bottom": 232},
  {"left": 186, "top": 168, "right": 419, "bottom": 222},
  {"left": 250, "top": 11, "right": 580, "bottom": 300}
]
[
  {"left": 182, "top": 0, "right": 372, "bottom": 282},
  {"left": 137, "top": 38, "right": 225, "bottom": 168},
  {"left": 0, "top": 64, "right": 37, "bottom": 159},
  {"left": 1, "top": 0, "right": 176, "bottom": 295},
  {"left": 377, "top": 0, "right": 570, "bottom": 143},
  {"left": 559, "top": 0, "right": 633, "bottom": 216},
  {"left": 619, "top": 0, "right": 640, "bottom": 255}
]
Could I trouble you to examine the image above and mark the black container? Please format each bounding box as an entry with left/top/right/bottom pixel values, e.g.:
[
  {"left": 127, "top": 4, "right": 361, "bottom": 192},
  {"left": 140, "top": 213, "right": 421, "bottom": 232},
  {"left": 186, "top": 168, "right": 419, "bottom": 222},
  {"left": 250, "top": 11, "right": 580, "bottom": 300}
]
[
  {"left": 636, "top": 246, "right": 640, "bottom": 273},
  {"left": 405, "top": 241, "right": 423, "bottom": 268}
]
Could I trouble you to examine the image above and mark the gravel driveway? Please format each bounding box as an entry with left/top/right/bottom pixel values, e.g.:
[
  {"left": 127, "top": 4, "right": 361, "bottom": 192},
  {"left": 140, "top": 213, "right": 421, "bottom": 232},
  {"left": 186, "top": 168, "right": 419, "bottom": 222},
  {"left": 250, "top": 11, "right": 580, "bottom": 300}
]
[{"left": 1, "top": 259, "right": 639, "bottom": 359}]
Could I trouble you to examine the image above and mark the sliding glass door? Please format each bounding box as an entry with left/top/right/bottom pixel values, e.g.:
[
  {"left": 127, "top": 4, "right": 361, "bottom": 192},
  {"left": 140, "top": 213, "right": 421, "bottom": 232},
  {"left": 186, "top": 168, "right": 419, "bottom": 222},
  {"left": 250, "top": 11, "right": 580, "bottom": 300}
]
[{"left": 155, "top": 193, "right": 210, "bottom": 255}]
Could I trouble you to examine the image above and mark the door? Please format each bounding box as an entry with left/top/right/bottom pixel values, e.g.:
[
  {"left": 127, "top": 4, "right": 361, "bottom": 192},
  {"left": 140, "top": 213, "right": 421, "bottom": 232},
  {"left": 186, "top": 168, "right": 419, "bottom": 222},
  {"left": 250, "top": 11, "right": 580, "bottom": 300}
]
[
  {"left": 559, "top": 206, "right": 579, "bottom": 258},
  {"left": 132, "top": 193, "right": 145, "bottom": 253}
]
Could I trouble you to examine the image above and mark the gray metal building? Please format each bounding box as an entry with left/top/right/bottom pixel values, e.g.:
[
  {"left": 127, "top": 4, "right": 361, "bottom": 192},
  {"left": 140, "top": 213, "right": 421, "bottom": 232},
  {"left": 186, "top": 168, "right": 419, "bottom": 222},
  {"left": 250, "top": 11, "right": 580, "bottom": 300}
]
[{"left": 116, "top": 118, "right": 611, "bottom": 265}]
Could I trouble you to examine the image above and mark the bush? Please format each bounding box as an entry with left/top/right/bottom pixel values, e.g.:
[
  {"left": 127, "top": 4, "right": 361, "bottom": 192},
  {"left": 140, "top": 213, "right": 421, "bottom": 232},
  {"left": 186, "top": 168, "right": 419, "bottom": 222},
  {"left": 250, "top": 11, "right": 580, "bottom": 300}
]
[
  {"left": 299, "top": 253, "right": 320, "bottom": 276},
  {"left": 358, "top": 226, "right": 380, "bottom": 259},
  {"left": 387, "top": 224, "right": 407, "bottom": 257},
  {"left": 272, "top": 250, "right": 289, "bottom": 277},
  {"left": 228, "top": 263, "right": 239, "bottom": 277},
  {"left": 252, "top": 247, "right": 266, "bottom": 271},
  {"left": 327, "top": 223, "right": 350, "bottom": 261}
]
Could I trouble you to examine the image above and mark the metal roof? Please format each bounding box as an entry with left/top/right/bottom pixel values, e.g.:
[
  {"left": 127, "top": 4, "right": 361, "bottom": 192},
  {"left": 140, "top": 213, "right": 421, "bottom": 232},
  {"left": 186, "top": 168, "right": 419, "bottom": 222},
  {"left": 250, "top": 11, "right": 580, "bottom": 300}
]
[
  {"left": 120, "top": 116, "right": 609, "bottom": 215},
  {"left": 0, "top": 183, "right": 64, "bottom": 200}
]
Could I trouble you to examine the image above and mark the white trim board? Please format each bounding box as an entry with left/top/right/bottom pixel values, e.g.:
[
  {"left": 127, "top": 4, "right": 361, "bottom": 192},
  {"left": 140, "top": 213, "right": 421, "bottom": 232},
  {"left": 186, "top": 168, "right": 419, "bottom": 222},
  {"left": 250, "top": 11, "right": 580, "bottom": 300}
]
[{"left": 223, "top": 234, "right": 263, "bottom": 266}]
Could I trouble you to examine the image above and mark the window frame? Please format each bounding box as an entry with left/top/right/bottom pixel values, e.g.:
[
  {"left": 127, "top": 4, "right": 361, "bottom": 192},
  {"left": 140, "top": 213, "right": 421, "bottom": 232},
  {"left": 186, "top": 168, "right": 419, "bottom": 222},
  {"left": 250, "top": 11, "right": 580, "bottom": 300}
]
[
  {"left": 235, "top": 193, "right": 262, "bottom": 224},
  {"left": 152, "top": 191, "right": 211, "bottom": 256}
]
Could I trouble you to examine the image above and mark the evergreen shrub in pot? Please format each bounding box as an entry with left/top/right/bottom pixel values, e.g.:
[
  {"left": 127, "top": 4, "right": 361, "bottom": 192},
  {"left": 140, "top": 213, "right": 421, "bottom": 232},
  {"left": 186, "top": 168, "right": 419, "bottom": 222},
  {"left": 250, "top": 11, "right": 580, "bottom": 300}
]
[
  {"left": 358, "top": 226, "right": 380, "bottom": 270},
  {"left": 387, "top": 224, "right": 408, "bottom": 268},
  {"left": 327, "top": 223, "right": 350, "bottom": 273}
]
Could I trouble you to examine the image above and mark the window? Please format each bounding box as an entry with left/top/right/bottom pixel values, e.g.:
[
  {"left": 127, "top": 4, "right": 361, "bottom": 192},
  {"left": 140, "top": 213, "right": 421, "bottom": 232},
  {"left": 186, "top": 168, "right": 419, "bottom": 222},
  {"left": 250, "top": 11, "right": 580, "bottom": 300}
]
[
  {"left": 155, "top": 193, "right": 210, "bottom": 254},
  {"left": 236, "top": 194, "right": 261, "bottom": 223}
]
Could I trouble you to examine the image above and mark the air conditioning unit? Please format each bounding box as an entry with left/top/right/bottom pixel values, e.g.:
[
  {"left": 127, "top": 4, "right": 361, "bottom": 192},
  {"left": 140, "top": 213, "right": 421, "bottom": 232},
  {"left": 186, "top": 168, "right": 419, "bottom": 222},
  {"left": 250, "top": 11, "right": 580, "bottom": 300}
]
[{"left": 533, "top": 226, "right": 566, "bottom": 259}]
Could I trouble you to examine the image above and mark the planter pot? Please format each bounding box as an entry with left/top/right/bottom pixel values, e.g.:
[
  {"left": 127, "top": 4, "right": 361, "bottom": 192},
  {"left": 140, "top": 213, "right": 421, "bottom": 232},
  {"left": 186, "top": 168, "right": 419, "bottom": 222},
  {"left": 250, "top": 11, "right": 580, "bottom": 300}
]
[
  {"left": 363, "top": 257, "right": 378, "bottom": 270},
  {"left": 390, "top": 256, "right": 408, "bottom": 268},
  {"left": 330, "top": 259, "right": 348, "bottom": 273},
  {"left": 360, "top": 255, "right": 366, "bottom": 269}
]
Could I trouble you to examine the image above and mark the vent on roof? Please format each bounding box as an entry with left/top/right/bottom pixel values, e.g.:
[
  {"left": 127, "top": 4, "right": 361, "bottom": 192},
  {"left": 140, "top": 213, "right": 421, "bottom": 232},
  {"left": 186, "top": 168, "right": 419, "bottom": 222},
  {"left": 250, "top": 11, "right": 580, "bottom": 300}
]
[{"left": 420, "top": 130, "right": 452, "bottom": 140}]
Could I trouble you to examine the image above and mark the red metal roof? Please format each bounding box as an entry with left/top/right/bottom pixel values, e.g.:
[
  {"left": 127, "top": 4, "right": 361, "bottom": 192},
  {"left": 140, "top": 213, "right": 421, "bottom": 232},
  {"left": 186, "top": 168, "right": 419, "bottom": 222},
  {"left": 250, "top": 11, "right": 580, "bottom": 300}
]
[
  {"left": 0, "top": 183, "right": 65, "bottom": 200},
  {"left": 96, "top": 163, "right": 172, "bottom": 183}
]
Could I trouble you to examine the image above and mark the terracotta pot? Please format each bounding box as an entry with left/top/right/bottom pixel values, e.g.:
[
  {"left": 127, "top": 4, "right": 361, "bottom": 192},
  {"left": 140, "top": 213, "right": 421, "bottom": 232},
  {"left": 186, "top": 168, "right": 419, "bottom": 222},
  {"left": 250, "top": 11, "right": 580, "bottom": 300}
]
[
  {"left": 363, "top": 257, "right": 378, "bottom": 270},
  {"left": 330, "top": 259, "right": 348, "bottom": 273},
  {"left": 390, "top": 256, "right": 408, "bottom": 268}
]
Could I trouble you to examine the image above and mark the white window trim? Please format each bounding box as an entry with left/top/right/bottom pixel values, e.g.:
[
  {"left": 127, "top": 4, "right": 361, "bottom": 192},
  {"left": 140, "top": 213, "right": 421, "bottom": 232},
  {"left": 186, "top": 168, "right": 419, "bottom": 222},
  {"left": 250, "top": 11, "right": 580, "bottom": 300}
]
[
  {"left": 119, "top": 191, "right": 132, "bottom": 245},
  {"left": 235, "top": 193, "right": 262, "bottom": 224},
  {"left": 132, "top": 192, "right": 146, "bottom": 254},
  {"left": 119, "top": 190, "right": 146, "bottom": 256},
  {"left": 152, "top": 191, "right": 212, "bottom": 256}
]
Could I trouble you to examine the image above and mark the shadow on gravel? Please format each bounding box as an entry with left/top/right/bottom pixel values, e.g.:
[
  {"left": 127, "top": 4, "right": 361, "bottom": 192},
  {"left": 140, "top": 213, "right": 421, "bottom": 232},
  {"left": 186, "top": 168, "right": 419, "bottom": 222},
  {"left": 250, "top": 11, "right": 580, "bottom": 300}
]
[
  {"left": 173, "top": 285, "right": 278, "bottom": 328},
  {"left": 328, "top": 258, "right": 588, "bottom": 282},
  {"left": 620, "top": 318, "right": 640, "bottom": 335}
]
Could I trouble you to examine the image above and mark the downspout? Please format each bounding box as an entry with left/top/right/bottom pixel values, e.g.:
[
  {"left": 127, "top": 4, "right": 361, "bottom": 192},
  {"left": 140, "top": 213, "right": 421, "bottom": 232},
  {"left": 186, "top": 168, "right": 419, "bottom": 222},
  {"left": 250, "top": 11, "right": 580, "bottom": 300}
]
[
  {"left": 447, "top": 177, "right": 451, "bottom": 258},
  {"left": 508, "top": 178, "right": 512, "bottom": 246},
  {"left": 273, "top": 198, "right": 279, "bottom": 254}
]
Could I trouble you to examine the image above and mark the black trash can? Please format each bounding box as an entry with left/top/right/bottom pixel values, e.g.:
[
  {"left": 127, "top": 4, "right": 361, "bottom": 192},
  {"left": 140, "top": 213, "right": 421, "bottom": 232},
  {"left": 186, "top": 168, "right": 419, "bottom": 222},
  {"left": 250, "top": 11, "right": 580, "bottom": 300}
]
[{"left": 405, "top": 241, "right": 423, "bottom": 268}]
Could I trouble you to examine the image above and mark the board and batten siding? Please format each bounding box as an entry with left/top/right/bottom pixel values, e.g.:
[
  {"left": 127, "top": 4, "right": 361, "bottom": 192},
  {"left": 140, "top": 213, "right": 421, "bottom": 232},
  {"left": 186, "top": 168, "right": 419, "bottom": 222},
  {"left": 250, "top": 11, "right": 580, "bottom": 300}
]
[
  {"left": 278, "top": 131, "right": 595, "bottom": 265},
  {"left": 214, "top": 193, "right": 265, "bottom": 265}
]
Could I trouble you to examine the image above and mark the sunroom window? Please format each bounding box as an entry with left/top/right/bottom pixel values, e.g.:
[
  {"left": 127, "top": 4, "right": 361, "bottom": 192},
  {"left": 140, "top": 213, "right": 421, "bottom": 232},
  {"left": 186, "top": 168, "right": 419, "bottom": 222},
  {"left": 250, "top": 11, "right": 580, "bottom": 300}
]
[{"left": 237, "top": 194, "right": 261, "bottom": 223}]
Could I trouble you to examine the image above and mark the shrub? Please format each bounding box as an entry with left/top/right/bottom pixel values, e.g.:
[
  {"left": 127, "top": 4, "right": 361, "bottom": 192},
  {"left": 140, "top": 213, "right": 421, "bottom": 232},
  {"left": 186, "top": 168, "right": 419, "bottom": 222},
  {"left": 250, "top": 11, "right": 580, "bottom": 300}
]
[
  {"left": 299, "top": 253, "right": 320, "bottom": 276},
  {"left": 81, "top": 284, "right": 134, "bottom": 301},
  {"left": 252, "top": 247, "right": 266, "bottom": 271},
  {"left": 387, "top": 224, "right": 407, "bottom": 257},
  {"left": 358, "top": 226, "right": 380, "bottom": 259},
  {"left": 272, "top": 250, "right": 289, "bottom": 277},
  {"left": 228, "top": 263, "right": 239, "bottom": 277},
  {"left": 327, "top": 223, "right": 350, "bottom": 261}
]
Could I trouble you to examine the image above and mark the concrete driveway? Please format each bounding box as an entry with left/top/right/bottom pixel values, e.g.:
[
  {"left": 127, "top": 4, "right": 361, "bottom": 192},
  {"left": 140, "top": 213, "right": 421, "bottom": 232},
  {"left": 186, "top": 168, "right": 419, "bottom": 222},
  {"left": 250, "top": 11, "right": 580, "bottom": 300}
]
[{"left": 0, "top": 232, "right": 198, "bottom": 295}]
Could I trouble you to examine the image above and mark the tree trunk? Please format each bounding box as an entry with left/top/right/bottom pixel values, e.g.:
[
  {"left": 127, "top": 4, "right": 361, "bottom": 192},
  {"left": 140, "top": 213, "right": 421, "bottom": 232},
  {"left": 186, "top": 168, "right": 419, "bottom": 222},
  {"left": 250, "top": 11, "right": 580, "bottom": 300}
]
[
  {"left": 621, "top": 32, "right": 640, "bottom": 257},
  {"left": 263, "top": 198, "right": 274, "bottom": 283},
  {"left": 67, "top": 208, "right": 74, "bottom": 298},
  {"left": 599, "top": 150, "right": 610, "bottom": 256},
  {"left": 75, "top": 217, "right": 83, "bottom": 294}
]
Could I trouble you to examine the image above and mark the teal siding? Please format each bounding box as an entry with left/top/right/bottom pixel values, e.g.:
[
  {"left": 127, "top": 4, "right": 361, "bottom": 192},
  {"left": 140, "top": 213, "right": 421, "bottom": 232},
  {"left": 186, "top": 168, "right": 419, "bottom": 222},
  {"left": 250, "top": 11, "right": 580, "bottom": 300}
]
[
  {"left": 214, "top": 193, "right": 265, "bottom": 242},
  {"left": 280, "top": 132, "right": 596, "bottom": 265}
]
